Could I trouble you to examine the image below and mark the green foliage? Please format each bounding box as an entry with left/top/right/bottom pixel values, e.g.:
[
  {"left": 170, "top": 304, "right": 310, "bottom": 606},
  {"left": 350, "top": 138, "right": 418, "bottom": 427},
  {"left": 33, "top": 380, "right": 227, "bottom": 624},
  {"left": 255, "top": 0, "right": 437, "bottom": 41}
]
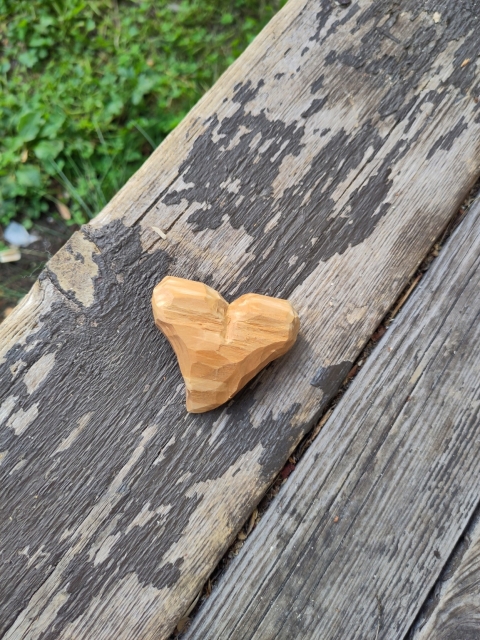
[{"left": 0, "top": 0, "right": 285, "bottom": 227}]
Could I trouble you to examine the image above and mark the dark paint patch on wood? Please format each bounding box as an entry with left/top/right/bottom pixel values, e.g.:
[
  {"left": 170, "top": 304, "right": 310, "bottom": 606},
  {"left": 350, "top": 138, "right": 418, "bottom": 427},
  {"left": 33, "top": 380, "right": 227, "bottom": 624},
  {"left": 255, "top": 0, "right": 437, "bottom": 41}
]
[
  {"left": 309, "top": 4, "right": 335, "bottom": 43},
  {"left": 232, "top": 79, "right": 265, "bottom": 106},
  {"left": 0, "top": 222, "right": 177, "bottom": 631},
  {"left": 301, "top": 96, "right": 328, "bottom": 118},
  {"left": 160, "top": 0, "right": 480, "bottom": 302},
  {"left": 331, "top": 1, "right": 480, "bottom": 118},
  {"left": 310, "top": 360, "right": 352, "bottom": 393},
  {"left": 310, "top": 74, "right": 324, "bottom": 94},
  {"left": 309, "top": 2, "right": 359, "bottom": 44},
  {"left": 163, "top": 88, "right": 392, "bottom": 298},
  {"left": 426, "top": 118, "right": 469, "bottom": 160}
]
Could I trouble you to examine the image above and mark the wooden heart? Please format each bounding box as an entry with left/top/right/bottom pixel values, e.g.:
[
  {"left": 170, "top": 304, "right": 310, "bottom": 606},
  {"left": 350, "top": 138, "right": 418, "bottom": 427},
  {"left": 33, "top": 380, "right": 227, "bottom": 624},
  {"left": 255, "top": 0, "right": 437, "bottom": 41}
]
[{"left": 152, "top": 276, "right": 300, "bottom": 413}]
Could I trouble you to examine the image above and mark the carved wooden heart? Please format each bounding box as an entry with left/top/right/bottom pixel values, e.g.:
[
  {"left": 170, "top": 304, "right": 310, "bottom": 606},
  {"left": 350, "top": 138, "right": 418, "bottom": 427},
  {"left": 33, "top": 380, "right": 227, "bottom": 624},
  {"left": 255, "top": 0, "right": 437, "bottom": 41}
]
[{"left": 152, "top": 276, "right": 300, "bottom": 413}]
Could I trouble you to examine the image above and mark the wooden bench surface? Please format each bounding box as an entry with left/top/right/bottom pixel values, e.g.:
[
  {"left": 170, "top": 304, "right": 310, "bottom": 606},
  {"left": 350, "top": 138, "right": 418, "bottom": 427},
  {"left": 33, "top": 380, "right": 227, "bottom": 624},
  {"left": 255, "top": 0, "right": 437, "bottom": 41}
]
[
  {"left": 1, "top": 0, "right": 480, "bottom": 637},
  {"left": 185, "top": 196, "right": 480, "bottom": 639}
]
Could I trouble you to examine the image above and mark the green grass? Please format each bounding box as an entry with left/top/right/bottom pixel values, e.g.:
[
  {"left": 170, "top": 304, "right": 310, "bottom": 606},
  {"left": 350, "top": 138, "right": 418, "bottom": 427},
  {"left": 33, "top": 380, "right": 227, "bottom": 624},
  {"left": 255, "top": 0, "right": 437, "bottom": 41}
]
[{"left": 0, "top": 0, "right": 285, "bottom": 228}]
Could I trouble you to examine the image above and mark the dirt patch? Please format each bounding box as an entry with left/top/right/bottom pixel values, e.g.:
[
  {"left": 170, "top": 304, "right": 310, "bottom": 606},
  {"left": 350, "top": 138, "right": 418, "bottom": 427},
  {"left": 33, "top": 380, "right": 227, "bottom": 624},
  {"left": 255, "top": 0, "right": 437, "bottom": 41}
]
[{"left": 0, "top": 218, "right": 78, "bottom": 319}]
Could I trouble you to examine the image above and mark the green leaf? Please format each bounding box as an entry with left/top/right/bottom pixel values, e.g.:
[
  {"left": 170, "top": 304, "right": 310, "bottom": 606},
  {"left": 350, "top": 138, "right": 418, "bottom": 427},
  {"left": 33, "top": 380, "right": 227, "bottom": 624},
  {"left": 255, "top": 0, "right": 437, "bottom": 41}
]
[
  {"left": 34, "top": 139, "right": 64, "bottom": 160},
  {"left": 131, "top": 74, "right": 155, "bottom": 105},
  {"left": 17, "top": 111, "right": 43, "bottom": 142},
  {"left": 221, "top": 13, "right": 234, "bottom": 25},
  {"left": 106, "top": 97, "right": 124, "bottom": 117},
  {"left": 18, "top": 50, "right": 38, "bottom": 68},
  {"left": 16, "top": 165, "right": 42, "bottom": 189},
  {"left": 29, "top": 36, "right": 52, "bottom": 47},
  {"left": 39, "top": 15, "right": 55, "bottom": 29},
  {"left": 40, "top": 113, "right": 66, "bottom": 139}
]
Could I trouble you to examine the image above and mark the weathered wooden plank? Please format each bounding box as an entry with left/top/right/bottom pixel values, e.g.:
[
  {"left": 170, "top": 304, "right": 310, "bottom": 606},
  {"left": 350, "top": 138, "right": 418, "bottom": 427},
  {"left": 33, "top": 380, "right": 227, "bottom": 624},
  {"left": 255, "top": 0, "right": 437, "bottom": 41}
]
[
  {"left": 410, "top": 506, "right": 480, "bottom": 640},
  {"left": 184, "top": 197, "right": 480, "bottom": 639},
  {"left": 1, "top": 0, "right": 480, "bottom": 638}
]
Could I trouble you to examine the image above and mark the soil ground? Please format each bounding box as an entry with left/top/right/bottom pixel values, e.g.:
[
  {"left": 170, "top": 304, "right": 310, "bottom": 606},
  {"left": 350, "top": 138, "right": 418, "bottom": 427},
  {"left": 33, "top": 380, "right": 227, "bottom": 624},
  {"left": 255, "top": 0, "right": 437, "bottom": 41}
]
[{"left": 0, "top": 219, "right": 77, "bottom": 320}]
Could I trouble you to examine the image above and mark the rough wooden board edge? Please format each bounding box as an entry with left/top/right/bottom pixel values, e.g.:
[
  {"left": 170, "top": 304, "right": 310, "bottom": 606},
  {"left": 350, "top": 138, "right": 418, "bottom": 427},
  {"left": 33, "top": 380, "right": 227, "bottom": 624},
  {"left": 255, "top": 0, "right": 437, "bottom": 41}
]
[
  {"left": 0, "top": 278, "right": 62, "bottom": 365},
  {"left": 183, "top": 198, "right": 480, "bottom": 639}
]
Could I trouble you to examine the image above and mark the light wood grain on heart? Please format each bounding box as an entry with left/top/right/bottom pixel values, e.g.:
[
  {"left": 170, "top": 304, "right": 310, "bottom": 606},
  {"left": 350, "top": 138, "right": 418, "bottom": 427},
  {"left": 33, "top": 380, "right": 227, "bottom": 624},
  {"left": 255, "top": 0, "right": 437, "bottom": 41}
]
[{"left": 152, "top": 276, "right": 300, "bottom": 412}]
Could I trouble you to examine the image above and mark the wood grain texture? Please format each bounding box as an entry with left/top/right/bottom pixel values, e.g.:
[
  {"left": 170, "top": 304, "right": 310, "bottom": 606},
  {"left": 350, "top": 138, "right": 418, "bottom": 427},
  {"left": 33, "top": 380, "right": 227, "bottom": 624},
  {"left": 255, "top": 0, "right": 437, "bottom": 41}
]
[
  {"left": 410, "top": 506, "right": 480, "bottom": 640},
  {"left": 152, "top": 276, "right": 299, "bottom": 413},
  {"left": 1, "top": 0, "right": 480, "bottom": 637},
  {"left": 184, "top": 198, "right": 480, "bottom": 639}
]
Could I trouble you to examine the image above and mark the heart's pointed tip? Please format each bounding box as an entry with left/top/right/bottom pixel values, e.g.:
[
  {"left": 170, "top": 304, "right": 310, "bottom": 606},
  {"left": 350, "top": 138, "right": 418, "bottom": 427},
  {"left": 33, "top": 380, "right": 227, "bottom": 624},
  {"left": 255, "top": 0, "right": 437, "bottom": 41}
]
[
  {"left": 186, "top": 406, "right": 214, "bottom": 414},
  {"left": 186, "top": 397, "right": 223, "bottom": 414}
]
